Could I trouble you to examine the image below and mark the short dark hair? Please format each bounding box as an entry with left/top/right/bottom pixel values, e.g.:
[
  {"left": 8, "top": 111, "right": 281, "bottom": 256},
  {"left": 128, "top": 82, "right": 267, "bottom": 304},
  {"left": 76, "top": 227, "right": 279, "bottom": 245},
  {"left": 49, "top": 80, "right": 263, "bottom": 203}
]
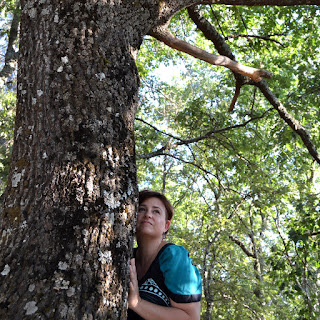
[{"left": 139, "top": 190, "right": 174, "bottom": 221}]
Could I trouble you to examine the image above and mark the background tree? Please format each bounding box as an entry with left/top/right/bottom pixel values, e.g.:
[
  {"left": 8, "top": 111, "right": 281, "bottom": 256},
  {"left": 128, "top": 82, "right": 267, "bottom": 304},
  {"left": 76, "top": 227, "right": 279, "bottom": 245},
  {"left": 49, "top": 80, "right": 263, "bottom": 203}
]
[
  {"left": 0, "top": 0, "right": 18, "bottom": 193},
  {"left": 1, "top": 1, "right": 320, "bottom": 319}
]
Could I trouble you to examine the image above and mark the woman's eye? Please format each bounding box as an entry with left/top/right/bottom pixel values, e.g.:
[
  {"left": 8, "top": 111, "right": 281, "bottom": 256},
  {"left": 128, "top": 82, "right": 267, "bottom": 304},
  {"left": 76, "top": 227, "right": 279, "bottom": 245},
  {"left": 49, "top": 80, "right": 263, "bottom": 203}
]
[
  {"left": 153, "top": 210, "right": 160, "bottom": 215},
  {"left": 138, "top": 207, "right": 145, "bottom": 213}
]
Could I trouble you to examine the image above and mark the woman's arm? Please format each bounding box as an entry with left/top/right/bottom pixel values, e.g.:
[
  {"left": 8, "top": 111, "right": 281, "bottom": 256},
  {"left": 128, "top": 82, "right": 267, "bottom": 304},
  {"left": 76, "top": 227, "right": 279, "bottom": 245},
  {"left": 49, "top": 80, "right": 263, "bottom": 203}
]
[
  {"left": 130, "top": 298, "right": 201, "bottom": 320},
  {"left": 128, "top": 259, "right": 200, "bottom": 320}
]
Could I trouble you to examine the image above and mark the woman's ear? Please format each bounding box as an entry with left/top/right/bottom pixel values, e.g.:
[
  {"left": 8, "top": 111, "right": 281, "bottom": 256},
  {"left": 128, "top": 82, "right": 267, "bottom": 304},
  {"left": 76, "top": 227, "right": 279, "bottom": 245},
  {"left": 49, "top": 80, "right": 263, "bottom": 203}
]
[{"left": 164, "top": 220, "right": 171, "bottom": 233}]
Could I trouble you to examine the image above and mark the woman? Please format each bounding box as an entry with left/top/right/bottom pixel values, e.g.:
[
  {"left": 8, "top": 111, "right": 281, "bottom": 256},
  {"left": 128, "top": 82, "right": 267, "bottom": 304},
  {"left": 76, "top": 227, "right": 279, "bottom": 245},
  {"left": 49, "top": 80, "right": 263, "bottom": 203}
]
[{"left": 128, "top": 190, "right": 202, "bottom": 320}]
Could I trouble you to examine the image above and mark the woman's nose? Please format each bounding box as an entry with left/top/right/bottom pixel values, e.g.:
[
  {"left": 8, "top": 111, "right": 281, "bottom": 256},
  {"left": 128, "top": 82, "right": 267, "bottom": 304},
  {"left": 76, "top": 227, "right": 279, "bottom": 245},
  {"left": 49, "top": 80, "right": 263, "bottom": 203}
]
[{"left": 145, "top": 209, "right": 152, "bottom": 218}]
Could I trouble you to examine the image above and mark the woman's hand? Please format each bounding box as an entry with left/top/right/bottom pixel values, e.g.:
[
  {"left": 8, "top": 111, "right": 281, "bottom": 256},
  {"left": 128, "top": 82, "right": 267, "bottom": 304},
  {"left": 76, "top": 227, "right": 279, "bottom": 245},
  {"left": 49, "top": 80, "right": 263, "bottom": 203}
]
[{"left": 128, "top": 258, "right": 142, "bottom": 310}]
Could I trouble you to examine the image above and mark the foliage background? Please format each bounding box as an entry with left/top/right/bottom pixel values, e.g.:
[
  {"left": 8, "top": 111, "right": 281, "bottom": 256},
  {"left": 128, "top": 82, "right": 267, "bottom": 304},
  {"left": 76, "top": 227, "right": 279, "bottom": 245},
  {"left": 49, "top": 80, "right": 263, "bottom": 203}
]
[{"left": 135, "top": 5, "right": 320, "bottom": 320}]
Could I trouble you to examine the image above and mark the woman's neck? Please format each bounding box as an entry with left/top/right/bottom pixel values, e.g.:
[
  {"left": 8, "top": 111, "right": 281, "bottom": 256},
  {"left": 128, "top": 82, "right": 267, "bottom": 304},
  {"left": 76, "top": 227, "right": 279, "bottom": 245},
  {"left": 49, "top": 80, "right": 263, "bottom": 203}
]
[
  {"left": 135, "top": 238, "right": 167, "bottom": 279},
  {"left": 137, "top": 238, "right": 164, "bottom": 258}
]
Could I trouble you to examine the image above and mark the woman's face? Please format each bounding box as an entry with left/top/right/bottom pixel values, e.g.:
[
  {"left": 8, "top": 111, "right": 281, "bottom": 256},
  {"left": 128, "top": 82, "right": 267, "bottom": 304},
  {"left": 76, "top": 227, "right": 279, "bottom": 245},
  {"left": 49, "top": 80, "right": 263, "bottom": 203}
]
[{"left": 136, "top": 197, "right": 170, "bottom": 239}]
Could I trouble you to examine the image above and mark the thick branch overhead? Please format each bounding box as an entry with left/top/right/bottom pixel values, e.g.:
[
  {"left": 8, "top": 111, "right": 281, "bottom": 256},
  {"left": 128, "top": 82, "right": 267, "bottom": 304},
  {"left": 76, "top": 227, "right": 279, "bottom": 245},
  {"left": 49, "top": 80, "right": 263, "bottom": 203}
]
[{"left": 149, "top": 25, "right": 272, "bottom": 82}]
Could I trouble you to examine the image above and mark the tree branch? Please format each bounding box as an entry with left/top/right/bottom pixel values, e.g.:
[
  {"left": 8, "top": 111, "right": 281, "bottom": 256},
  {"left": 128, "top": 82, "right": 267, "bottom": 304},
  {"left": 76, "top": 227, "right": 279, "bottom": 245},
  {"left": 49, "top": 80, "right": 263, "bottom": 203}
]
[
  {"left": 229, "top": 235, "right": 255, "bottom": 258},
  {"left": 229, "top": 79, "right": 242, "bottom": 111},
  {"left": 149, "top": 24, "right": 272, "bottom": 82},
  {"left": 136, "top": 110, "right": 272, "bottom": 159},
  {"left": 153, "top": 152, "right": 214, "bottom": 176},
  {"left": 188, "top": 6, "right": 235, "bottom": 60},
  {"left": 135, "top": 117, "right": 185, "bottom": 143},
  {"left": 256, "top": 81, "right": 320, "bottom": 164}
]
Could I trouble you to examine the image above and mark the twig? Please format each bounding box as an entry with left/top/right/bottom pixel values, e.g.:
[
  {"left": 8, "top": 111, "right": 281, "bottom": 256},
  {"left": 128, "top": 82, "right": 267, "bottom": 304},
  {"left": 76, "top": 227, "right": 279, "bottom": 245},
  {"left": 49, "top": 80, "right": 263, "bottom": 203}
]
[{"left": 225, "top": 34, "right": 287, "bottom": 47}]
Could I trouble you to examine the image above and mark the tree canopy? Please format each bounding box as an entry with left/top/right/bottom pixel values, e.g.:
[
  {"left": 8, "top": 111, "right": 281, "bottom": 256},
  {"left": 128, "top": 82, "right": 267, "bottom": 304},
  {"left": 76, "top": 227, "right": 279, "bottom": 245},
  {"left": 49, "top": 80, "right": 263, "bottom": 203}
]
[
  {"left": 135, "top": 4, "right": 320, "bottom": 319},
  {"left": 1, "top": 1, "right": 320, "bottom": 319}
]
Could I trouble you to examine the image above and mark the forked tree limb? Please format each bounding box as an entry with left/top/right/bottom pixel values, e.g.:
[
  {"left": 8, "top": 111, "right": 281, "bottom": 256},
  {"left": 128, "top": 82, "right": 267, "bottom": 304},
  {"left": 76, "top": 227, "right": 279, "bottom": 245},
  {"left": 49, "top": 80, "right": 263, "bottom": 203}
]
[
  {"left": 188, "top": 5, "right": 249, "bottom": 110},
  {"left": 149, "top": 24, "right": 272, "bottom": 82},
  {"left": 188, "top": 5, "right": 320, "bottom": 164},
  {"left": 152, "top": 4, "right": 320, "bottom": 164}
]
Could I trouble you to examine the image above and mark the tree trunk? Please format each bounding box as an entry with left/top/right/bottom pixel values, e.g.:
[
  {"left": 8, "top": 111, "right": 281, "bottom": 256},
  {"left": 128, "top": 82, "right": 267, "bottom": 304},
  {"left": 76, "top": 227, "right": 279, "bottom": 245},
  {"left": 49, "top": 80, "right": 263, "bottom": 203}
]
[
  {"left": 204, "top": 301, "right": 213, "bottom": 320},
  {"left": 0, "top": 1, "right": 156, "bottom": 319}
]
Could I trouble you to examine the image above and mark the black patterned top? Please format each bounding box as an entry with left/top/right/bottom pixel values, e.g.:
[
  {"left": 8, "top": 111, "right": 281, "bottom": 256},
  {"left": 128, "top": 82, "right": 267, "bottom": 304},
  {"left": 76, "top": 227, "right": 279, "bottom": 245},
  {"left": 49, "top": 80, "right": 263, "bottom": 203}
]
[{"left": 127, "top": 243, "right": 202, "bottom": 320}]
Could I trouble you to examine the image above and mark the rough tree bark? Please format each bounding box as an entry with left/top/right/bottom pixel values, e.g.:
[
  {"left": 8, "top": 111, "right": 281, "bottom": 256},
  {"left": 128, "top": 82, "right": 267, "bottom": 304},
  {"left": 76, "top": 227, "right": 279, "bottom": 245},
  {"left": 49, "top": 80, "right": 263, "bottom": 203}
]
[
  {"left": 0, "top": 0, "right": 318, "bottom": 319},
  {"left": 0, "top": 1, "right": 149, "bottom": 319}
]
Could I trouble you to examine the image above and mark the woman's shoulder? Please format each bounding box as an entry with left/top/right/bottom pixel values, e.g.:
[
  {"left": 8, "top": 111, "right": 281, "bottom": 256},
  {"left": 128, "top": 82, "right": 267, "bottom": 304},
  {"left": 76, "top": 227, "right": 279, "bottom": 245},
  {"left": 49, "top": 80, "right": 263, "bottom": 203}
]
[
  {"left": 158, "top": 243, "right": 198, "bottom": 274},
  {"left": 158, "top": 243, "right": 189, "bottom": 262},
  {"left": 158, "top": 243, "right": 202, "bottom": 302}
]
